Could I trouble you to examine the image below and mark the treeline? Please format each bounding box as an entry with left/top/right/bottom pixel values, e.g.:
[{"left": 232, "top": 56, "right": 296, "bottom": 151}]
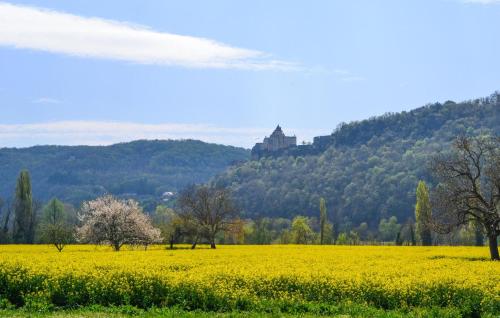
[
  {"left": 0, "top": 171, "right": 76, "bottom": 246},
  {"left": 213, "top": 93, "right": 500, "bottom": 232},
  {"left": 0, "top": 170, "right": 483, "bottom": 249}
]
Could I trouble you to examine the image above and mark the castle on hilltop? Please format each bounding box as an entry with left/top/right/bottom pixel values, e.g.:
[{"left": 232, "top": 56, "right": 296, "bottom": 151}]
[{"left": 251, "top": 125, "right": 297, "bottom": 159}]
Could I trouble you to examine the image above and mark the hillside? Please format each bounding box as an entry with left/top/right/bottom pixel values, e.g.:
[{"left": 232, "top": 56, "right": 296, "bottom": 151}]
[
  {"left": 213, "top": 93, "right": 500, "bottom": 230},
  {"left": 0, "top": 140, "right": 249, "bottom": 209}
]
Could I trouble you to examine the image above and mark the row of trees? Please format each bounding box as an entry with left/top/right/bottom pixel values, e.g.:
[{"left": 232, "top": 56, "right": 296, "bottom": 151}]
[
  {"left": 0, "top": 171, "right": 37, "bottom": 244},
  {"left": 0, "top": 178, "right": 490, "bottom": 252},
  {"left": 0, "top": 136, "right": 497, "bottom": 259},
  {"left": 0, "top": 171, "right": 239, "bottom": 251},
  {"left": 0, "top": 171, "right": 435, "bottom": 250},
  {"left": 398, "top": 135, "right": 499, "bottom": 260}
]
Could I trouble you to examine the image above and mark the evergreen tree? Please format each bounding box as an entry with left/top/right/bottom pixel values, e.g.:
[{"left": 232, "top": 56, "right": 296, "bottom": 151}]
[
  {"left": 0, "top": 198, "right": 10, "bottom": 243},
  {"left": 395, "top": 230, "right": 403, "bottom": 246},
  {"left": 13, "top": 170, "right": 34, "bottom": 243},
  {"left": 409, "top": 222, "right": 417, "bottom": 246},
  {"left": 319, "top": 198, "right": 327, "bottom": 244},
  {"left": 415, "top": 181, "right": 432, "bottom": 246}
]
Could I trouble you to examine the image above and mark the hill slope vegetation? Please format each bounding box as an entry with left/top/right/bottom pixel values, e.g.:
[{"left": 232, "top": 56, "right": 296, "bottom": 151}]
[
  {"left": 213, "top": 94, "right": 500, "bottom": 230},
  {"left": 0, "top": 140, "right": 249, "bottom": 208}
]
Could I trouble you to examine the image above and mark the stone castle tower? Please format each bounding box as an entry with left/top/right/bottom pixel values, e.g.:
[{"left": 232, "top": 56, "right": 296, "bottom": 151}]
[{"left": 251, "top": 125, "right": 297, "bottom": 159}]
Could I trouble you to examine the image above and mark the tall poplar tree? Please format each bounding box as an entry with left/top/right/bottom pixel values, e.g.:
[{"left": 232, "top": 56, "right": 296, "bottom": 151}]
[
  {"left": 415, "top": 181, "right": 432, "bottom": 246},
  {"left": 319, "top": 198, "right": 327, "bottom": 245},
  {"left": 13, "top": 170, "right": 34, "bottom": 243}
]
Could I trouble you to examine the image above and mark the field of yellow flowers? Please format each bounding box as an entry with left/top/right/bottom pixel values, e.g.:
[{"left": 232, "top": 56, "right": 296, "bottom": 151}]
[{"left": 0, "top": 245, "right": 498, "bottom": 316}]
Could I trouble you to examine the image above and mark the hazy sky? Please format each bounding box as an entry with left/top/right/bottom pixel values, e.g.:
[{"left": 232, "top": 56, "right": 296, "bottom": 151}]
[{"left": 1, "top": 0, "right": 499, "bottom": 148}]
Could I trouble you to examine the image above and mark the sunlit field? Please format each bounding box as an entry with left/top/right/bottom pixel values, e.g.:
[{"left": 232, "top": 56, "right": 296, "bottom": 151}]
[{"left": 0, "top": 245, "right": 498, "bottom": 317}]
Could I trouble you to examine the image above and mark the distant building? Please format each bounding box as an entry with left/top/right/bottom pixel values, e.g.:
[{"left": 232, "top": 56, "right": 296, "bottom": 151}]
[
  {"left": 251, "top": 125, "right": 297, "bottom": 159},
  {"left": 161, "top": 191, "right": 175, "bottom": 202}
]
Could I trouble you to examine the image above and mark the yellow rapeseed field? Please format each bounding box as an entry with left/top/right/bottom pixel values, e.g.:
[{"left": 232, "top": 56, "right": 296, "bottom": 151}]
[{"left": 0, "top": 245, "right": 498, "bottom": 315}]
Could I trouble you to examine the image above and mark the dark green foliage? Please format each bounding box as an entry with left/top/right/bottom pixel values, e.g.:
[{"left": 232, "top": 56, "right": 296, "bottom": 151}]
[
  {"left": 473, "top": 221, "right": 484, "bottom": 247},
  {"left": 290, "top": 216, "right": 315, "bottom": 244},
  {"left": 0, "top": 303, "right": 475, "bottom": 317},
  {"left": 415, "top": 181, "right": 432, "bottom": 246},
  {"left": 0, "top": 265, "right": 494, "bottom": 317},
  {"left": 214, "top": 96, "right": 499, "bottom": 229},
  {"left": 0, "top": 140, "right": 249, "bottom": 208},
  {"left": 395, "top": 230, "right": 403, "bottom": 246},
  {"left": 409, "top": 222, "right": 416, "bottom": 246},
  {"left": 319, "top": 198, "right": 327, "bottom": 244},
  {"left": 0, "top": 198, "right": 11, "bottom": 243},
  {"left": 245, "top": 218, "right": 291, "bottom": 244},
  {"left": 13, "top": 170, "right": 34, "bottom": 243}
]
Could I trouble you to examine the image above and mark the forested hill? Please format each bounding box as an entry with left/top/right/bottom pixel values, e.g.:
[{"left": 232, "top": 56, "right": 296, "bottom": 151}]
[
  {"left": 213, "top": 93, "right": 500, "bottom": 230},
  {"left": 0, "top": 140, "right": 249, "bottom": 209},
  {"left": 312, "top": 94, "right": 499, "bottom": 150}
]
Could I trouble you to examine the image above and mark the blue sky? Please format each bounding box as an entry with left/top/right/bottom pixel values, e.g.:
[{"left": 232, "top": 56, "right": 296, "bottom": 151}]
[{"left": 1, "top": 0, "right": 499, "bottom": 148}]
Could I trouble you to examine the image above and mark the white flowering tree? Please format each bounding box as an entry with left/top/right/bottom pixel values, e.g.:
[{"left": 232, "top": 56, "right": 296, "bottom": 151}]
[{"left": 77, "top": 195, "right": 161, "bottom": 251}]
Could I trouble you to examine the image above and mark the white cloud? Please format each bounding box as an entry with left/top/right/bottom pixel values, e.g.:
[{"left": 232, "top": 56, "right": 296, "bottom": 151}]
[
  {"left": 32, "top": 97, "right": 62, "bottom": 104},
  {"left": 0, "top": 121, "right": 327, "bottom": 149},
  {"left": 0, "top": 2, "right": 296, "bottom": 70},
  {"left": 328, "top": 69, "right": 366, "bottom": 83}
]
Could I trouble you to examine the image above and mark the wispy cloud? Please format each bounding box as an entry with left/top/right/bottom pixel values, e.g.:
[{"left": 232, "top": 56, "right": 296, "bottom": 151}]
[
  {"left": 461, "top": 0, "right": 500, "bottom": 4},
  {"left": 320, "top": 68, "right": 366, "bottom": 83},
  {"left": 0, "top": 2, "right": 296, "bottom": 70},
  {"left": 32, "top": 97, "right": 62, "bottom": 104},
  {"left": 329, "top": 68, "right": 366, "bottom": 83},
  {"left": 333, "top": 69, "right": 350, "bottom": 75},
  {"left": 0, "top": 121, "right": 327, "bottom": 148},
  {"left": 340, "top": 76, "right": 366, "bottom": 83}
]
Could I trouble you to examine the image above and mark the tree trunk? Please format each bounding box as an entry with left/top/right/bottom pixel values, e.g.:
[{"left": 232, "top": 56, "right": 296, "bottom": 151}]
[
  {"left": 210, "top": 241, "right": 216, "bottom": 249},
  {"left": 191, "top": 241, "right": 197, "bottom": 249},
  {"left": 169, "top": 240, "right": 174, "bottom": 249},
  {"left": 487, "top": 233, "right": 499, "bottom": 261}
]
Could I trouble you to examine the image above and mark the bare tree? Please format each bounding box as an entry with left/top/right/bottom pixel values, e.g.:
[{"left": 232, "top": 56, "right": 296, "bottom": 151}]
[
  {"left": 77, "top": 195, "right": 161, "bottom": 251},
  {"left": 177, "top": 185, "right": 238, "bottom": 249},
  {"left": 430, "top": 136, "right": 499, "bottom": 260}
]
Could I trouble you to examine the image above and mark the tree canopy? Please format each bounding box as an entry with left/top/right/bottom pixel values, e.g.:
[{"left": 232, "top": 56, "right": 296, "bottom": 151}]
[
  {"left": 0, "top": 140, "right": 249, "bottom": 209},
  {"left": 214, "top": 95, "right": 499, "bottom": 231}
]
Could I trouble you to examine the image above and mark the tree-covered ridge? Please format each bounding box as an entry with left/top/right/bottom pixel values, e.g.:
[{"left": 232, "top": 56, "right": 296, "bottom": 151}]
[
  {"left": 213, "top": 94, "right": 500, "bottom": 230},
  {"left": 0, "top": 140, "right": 249, "bottom": 208}
]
